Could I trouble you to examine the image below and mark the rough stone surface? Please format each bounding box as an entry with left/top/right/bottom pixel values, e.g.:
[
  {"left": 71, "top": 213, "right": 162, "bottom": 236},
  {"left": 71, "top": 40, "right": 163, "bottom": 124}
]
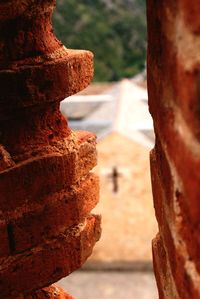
[
  {"left": 0, "top": 0, "right": 100, "bottom": 298},
  {"left": 0, "top": 215, "right": 101, "bottom": 299},
  {"left": 24, "top": 285, "right": 74, "bottom": 299},
  {"left": 147, "top": 1, "right": 200, "bottom": 298},
  {"left": 8, "top": 173, "right": 99, "bottom": 253}
]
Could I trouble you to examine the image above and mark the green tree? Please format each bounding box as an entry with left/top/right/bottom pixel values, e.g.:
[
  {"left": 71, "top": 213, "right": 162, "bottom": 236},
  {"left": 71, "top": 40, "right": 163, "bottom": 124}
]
[{"left": 53, "top": 0, "right": 146, "bottom": 82}]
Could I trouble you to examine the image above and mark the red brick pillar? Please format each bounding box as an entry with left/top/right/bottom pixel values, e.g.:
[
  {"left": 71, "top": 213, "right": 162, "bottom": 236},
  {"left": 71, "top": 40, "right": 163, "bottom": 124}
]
[
  {"left": 147, "top": 1, "right": 200, "bottom": 298},
  {"left": 0, "top": 1, "right": 101, "bottom": 298}
]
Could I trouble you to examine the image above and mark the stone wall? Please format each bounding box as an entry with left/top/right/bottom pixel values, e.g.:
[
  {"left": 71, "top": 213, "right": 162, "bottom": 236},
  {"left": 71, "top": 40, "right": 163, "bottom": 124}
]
[
  {"left": 147, "top": 1, "right": 200, "bottom": 298},
  {"left": 0, "top": 1, "right": 101, "bottom": 298}
]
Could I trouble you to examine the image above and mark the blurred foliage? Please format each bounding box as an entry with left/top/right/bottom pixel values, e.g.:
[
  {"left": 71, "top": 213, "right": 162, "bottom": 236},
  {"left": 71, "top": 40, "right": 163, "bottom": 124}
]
[{"left": 53, "top": 0, "right": 146, "bottom": 82}]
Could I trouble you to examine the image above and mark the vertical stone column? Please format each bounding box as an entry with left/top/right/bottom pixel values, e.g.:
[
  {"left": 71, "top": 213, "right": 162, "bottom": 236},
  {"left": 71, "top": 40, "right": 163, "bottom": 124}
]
[
  {"left": 0, "top": 1, "right": 101, "bottom": 298},
  {"left": 147, "top": 1, "right": 200, "bottom": 298}
]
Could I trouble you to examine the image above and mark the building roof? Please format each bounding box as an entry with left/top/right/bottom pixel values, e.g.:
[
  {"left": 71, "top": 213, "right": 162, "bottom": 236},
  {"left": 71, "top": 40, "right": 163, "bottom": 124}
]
[{"left": 60, "top": 76, "right": 154, "bottom": 148}]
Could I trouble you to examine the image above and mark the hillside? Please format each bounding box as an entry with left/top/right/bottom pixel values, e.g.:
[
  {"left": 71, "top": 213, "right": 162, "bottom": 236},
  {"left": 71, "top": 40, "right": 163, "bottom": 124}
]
[{"left": 53, "top": 0, "right": 146, "bottom": 82}]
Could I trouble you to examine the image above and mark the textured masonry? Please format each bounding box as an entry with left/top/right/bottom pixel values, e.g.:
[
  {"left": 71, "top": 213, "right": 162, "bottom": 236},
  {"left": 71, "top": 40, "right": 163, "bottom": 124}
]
[
  {"left": 147, "top": 1, "right": 200, "bottom": 298},
  {"left": 0, "top": 1, "right": 101, "bottom": 298}
]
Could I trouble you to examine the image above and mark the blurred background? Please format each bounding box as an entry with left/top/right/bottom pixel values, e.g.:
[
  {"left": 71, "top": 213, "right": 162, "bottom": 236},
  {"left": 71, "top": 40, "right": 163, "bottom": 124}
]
[
  {"left": 53, "top": 1, "right": 159, "bottom": 298},
  {"left": 53, "top": 0, "right": 146, "bottom": 82}
]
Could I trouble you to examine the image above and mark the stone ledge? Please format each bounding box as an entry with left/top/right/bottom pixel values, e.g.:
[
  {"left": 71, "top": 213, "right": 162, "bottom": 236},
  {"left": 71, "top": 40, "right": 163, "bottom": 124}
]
[
  {"left": 0, "top": 215, "right": 101, "bottom": 299},
  {"left": 0, "top": 49, "right": 93, "bottom": 110}
]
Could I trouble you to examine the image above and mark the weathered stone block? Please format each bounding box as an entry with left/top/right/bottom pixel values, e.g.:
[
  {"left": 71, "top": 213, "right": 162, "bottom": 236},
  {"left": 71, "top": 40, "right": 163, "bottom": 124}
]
[
  {"left": 147, "top": 0, "right": 200, "bottom": 297},
  {"left": 0, "top": 215, "right": 101, "bottom": 298},
  {"left": 24, "top": 285, "right": 74, "bottom": 299},
  {"left": 0, "top": 1, "right": 100, "bottom": 298},
  {"left": 152, "top": 234, "right": 179, "bottom": 299},
  {"left": 0, "top": 132, "right": 97, "bottom": 212},
  {"left": 0, "top": 220, "right": 9, "bottom": 258},
  {"left": 181, "top": 0, "right": 200, "bottom": 33},
  {"left": 9, "top": 173, "right": 99, "bottom": 253}
]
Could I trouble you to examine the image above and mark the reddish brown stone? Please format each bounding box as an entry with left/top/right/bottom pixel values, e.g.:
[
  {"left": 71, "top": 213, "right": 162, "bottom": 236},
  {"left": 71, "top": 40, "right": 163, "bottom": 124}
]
[
  {"left": 152, "top": 234, "right": 178, "bottom": 299},
  {"left": 0, "top": 1, "right": 59, "bottom": 61},
  {"left": 150, "top": 149, "right": 165, "bottom": 227},
  {"left": 0, "top": 220, "right": 9, "bottom": 258},
  {"left": 181, "top": 0, "right": 200, "bottom": 33},
  {"left": 175, "top": 61, "right": 200, "bottom": 141},
  {"left": 0, "top": 215, "right": 101, "bottom": 299},
  {"left": 153, "top": 226, "right": 200, "bottom": 299},
  {"left": 24, "top": 285, "right": 74, "bottom": 299},
  {"left": 154, "top": 140, "right": 174, "bottom": 202},
  {"left": 147, "top": 0, "right": 200, "bottom": 297},
  {"left": 0, "top": 49, "right": 93, "bottom": 114},
  {"left": 175, "top": 191, "right": 200, "bottom": 274},
  {"left": 147, "top": 0, "right": 200, "bottom": 225},
  {"left": 0, "top": 0, "right": 100, "bottom": 298},
  {"left": 149, "top": 103, "right": 200, "bottom": 225},
  {"left": 9, "top": 173, "right": 99, "bottom": 253},
  {"left": 0, "top": 145, "right": 15, "bottom": 171},
  {"left": 152, "top": 235, "right": 168, "bottom": 299},
  {"left": 147, "top": 55, "right": 200, "bottom": 226},
  {"left": 0, "top": 103, "right": 71, "bottom": 158},
  {"left": 0, "top": 131, "right": 97, "bottom": 212},
  {"left": 151, "top": 145, "right": 200, "bottom": 299}
]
